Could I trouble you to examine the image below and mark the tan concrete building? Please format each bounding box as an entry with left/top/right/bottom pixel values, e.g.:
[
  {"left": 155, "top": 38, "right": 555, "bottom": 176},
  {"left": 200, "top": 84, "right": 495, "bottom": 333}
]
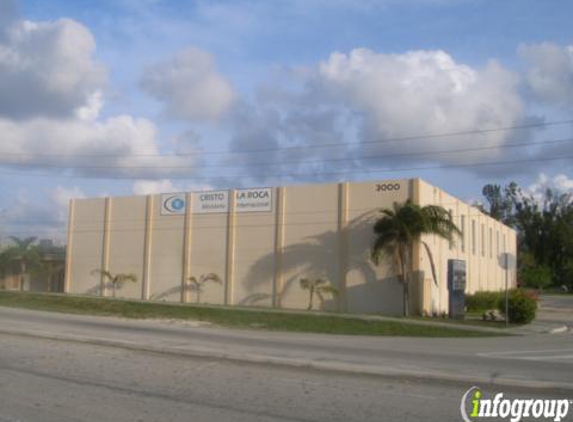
[{"left": 65, "top": 178, "right": 517, "bottom": 316}]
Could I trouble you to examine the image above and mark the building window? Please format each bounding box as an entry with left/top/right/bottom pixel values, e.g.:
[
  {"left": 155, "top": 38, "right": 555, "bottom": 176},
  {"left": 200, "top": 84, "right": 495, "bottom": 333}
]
[
  {"left": 460, "top": 215, "right": 466, "bottom": 252},
  {"left": 472, "top": 220, "right": 476, "bottom": 255},
  {"left": 449, "top": 209, "right": 454, "bottom": 250},
  {"left": 489, "top": 227, "right": 493, "bottom": 259},
  {"left": 481, "top": 223, "right": 485, "bottom": 257}
]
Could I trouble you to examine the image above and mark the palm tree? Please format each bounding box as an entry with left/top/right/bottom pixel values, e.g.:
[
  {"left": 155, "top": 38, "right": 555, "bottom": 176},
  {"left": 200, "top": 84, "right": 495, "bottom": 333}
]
[
  {"left": 0, "top": 237, "right": 43, "bottom": 291},
  {"left": 371, "top": 199, "right": 461, "bottom": 316},
  {"left": 299, "top": 278, "right": 339, "bottom": 311},
  {"left": 91, "top": 269, "right": 137, "bottom": 298},
  {"left": 188, "top": 273, "right": 222, "bottom": 303}
]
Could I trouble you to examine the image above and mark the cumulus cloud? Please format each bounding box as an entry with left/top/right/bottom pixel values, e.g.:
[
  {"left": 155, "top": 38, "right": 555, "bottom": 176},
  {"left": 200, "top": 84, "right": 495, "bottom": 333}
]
[
  {"left": 316, "top": 49, "right": 526, "bottom": 164},
  {"left": 222, "top": 48, "right": 533, "bottom": 183},
  {"left": 0, "top": 185, "right": 87, "bottom": 241},
  {"left": 0, "top": 12, "right": 205, "bottom": 180},
  {"left": 0, "top": 18, "right": 106, "bottom": 119},
  {"left": 132, "top": 179, "right": 212, "bottom": 195},
  {"left": 50, "top": 186, "right": 86, "bottom": 222},
  {"left": 519, "top": 42, "right": 573, "bottom": 108},
  {"left": 140, "top": 47, "right": 235, "bottom": 121},
  {"left": 527, "top": 173, "right": 573, "bottom": 201}
]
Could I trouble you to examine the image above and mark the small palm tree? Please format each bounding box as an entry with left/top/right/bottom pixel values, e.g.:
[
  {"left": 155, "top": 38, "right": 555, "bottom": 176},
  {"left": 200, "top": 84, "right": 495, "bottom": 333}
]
[
  {"left": 299, "top": 278, "right": 339, "bottom": 310},
  {"left": 0, "top": 237, "right": 43, "bottom": 291},
  {"left": 91, "top": 269, "right": 137, "bottom": 298},
  {"left": 371, "top": 199, "right": 461, "bottom": 316},
  {"left": 188, "top": 273, "right": 222, "bottom": 303}
]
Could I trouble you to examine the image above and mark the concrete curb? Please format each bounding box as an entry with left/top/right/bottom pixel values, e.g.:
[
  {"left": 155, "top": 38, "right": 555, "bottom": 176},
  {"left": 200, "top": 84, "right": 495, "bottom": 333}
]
[
  {"left": 548, "top": 325, "right": 569, "bottom": 334},
  {"left": 1, "top": 327, "right": 572, "bottom": 393}
]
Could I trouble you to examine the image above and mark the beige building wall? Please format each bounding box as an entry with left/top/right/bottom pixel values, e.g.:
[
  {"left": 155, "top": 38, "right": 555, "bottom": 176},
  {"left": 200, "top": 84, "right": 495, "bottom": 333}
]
[
  {"left": 186, "top": 208, "right": 228, "bottom": 305},
  {"left": 417, "top": 180, "right": 517, "bottom": 315},
  {"left": 68, "top": 198, "right": 106, "bottom": 295},
  {"left": 345, "top": 179, "right": 410, "bottom": 315},
  {"left": 66, "top": 178, "right": 517, "bottom": 315},
  {"left": 233, "top": 189, "right": 276, "bottom": 307},
  {"left": 108, "top": 196, "right": 146, "bottom": 299},
  {"left": 148, "top": 194, "right": 186, "bottom": 302},
  {"left": 280, "top": 183, "right": 341, "bottom": 311}
]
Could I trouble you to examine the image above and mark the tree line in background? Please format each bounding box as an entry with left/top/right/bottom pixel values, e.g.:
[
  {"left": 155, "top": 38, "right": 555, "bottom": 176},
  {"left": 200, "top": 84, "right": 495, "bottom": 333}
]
[
  {"left": 0, "top": 236, "right": 65, "bottom": 292},
  {"left": 479, "top": 182, "right": 573, "bottom": 290}
]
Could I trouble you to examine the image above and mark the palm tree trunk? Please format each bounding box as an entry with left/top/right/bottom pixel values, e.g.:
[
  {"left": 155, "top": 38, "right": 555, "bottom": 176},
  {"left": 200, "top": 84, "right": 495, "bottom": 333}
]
[
  {"left": 308, "top": 287, "right": 314, "bottom": 310},
  {"left": 112, "top": 282, "right": 117, "bottom": 298},
  {"left": 20, "top": 261, "right": 26, "bottom": 291},
  {"left": 400, "top": 244, "right": 411, "bottom": 317}
]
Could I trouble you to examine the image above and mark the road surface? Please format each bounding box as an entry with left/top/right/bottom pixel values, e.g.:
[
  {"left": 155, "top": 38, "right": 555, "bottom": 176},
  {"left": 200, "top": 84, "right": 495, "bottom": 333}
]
[
  {"left": 1, "top": 333, "right": 570, "bottom": 422},
  {"left": 0, "top": 306, "right": 572, "bottom": 389}
]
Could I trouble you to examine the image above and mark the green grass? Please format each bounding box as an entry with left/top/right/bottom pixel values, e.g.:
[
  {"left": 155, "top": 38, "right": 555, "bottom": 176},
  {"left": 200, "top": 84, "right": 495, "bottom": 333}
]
[
  {"left": 0, "top": 291, "right": 503, "bottom": 337},
  {"left": 410, "top": 314, "right": 521, "bottom": 329}
]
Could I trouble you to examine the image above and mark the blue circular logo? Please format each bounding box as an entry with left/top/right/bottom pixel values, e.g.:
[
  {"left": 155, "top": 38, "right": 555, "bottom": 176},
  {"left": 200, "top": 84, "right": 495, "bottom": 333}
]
[
  {"left": 171, "top": 198, "right": 185, "bottom": 210},
  {"left": 163, "top": 195, "right": 186, "bottom": 213}
]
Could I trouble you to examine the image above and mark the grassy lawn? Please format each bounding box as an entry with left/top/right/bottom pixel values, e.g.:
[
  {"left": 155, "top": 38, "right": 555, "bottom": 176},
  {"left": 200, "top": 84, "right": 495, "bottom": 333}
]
[{"left": 0, "top": 291, "right": 505, "bottom": 338}]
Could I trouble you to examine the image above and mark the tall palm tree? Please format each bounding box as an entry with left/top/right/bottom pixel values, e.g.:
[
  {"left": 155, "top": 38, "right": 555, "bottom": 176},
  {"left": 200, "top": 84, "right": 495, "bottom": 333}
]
[
  {"left": 188, "top": 273, "right": 222, "bottom": 304},
  {"left": 299, "top": 278, "right": 339, "bottom": 311},
  {"left": 91, "top": 269, "right": 137, "bottom": 298},
  {"left": 0, "top": 236, "right": 42, "bottom": 291},
  {"left": 371, "top": 199, "right": 461, "bottom": 316}
]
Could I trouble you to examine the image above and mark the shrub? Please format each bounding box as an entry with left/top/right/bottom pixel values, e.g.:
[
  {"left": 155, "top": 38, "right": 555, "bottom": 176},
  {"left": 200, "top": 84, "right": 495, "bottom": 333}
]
[
  {"left": 521, "top": 265, "right": 553, "bottom": 290},
  {"left": 498, "top": 289, "right": 537, "bottom": 324},
  {"left": 465, "top": 291, "right": 504, "bottom": 312}
]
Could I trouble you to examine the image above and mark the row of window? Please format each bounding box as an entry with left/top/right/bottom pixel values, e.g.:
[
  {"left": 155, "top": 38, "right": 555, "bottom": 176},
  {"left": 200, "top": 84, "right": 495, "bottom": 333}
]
[{"left": 448, "top": 211, "right": 507, "bottom": 258}]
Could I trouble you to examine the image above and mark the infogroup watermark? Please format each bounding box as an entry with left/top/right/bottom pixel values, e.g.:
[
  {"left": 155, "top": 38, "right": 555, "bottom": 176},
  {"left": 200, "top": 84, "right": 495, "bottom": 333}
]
[{"left": 461, "top": 387, "right": 572, "bottom": 422}]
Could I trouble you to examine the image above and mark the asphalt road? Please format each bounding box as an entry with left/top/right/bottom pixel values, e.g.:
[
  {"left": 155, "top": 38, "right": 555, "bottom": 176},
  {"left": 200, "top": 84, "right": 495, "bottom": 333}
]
[
  {"left": 0, "top": 306, "right": 572, "bottom": 389},
  {"left": 1, "top": 334, "right": 570, "bottom": 422}
]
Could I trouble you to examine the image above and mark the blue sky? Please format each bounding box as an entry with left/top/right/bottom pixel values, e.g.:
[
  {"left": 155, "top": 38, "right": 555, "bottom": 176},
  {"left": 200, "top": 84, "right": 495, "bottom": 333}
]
[{"left": 1, "top": 0, "right": 572, "bottom": 241}]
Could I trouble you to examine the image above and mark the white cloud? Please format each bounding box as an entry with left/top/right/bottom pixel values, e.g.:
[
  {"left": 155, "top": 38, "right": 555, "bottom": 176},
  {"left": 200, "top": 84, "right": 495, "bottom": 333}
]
[
  {"left": 50, "top": 186, "right": 86, "bottom": 223},
  {"left": 140, "top": 47, "right": 235, "bottom": 121},
  {"left": 132, "top": 179, "right": 212, "bottom": 195},
  {"left": 133, "top": 179, "right": 179, "bottom": 195},
  {"left": 224, "top": 48, "right": 530, "bottom": 183},
  {"left": 519, "top": 42, "right": 573, "bottom": 107},
  {"left": 0, "top": 18, "right": 106, "bottom": 119},
  {"left": 527, "top": 173, "right": 573, "bottom": 197},
  {"left": 0, "top": 186, "right": 84, "bottom": 242},
  {"left": 316, "top": 49, "right": 526, "bottom": 164},
  {"left": 0, "top": 14, "right": 208, "bottom": 180}
]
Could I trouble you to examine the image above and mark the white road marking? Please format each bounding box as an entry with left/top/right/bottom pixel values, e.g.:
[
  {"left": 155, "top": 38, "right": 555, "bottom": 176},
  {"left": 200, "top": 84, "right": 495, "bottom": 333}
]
[
  {"left": 477, "top": 349, "right": 573, "bottom": 363},
  {"left": 478, "top": 349, "right": 573, "bottom": 357}
]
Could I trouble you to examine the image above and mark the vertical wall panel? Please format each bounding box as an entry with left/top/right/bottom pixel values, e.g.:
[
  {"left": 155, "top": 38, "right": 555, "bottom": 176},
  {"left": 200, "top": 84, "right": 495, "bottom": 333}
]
[
  {"left": 148, "top": 194, "right": 185, "bottom": 302},
  {"left": 69, "top": 198, "right": 106, "bottom": 295},
  {"left": 108, "top": 196, "right": 147, "bottom": 299}
]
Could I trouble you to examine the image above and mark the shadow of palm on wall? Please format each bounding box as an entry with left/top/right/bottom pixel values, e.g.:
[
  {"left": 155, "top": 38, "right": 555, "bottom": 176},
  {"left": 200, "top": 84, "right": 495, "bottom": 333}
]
[{"left": 242, "top": 211, "right": 384, "bottom": 311}]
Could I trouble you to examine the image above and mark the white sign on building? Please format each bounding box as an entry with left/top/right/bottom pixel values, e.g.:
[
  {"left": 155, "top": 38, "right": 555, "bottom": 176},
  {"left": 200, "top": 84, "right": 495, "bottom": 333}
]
[
  {"left": 236, "top": 188, "right": 273, "bottom": 213},
  {"left": 191, "top": 190, "right": 229, "bottom": 214},
  {"left": 161, "top": 193, "right": 187, "bottom": 216}
]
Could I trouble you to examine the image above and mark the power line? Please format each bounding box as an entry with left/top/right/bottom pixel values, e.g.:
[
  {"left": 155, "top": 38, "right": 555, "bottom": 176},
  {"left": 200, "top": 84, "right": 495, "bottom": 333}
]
[
  {"left": 0, "top": 119, "right": 571, "bottom": 158},
  {"left": 0, "top": 136, "right": 571, "bottom": 170},
  {"left": 0, "top": 153, "right": 571, "bottom": 180}
]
